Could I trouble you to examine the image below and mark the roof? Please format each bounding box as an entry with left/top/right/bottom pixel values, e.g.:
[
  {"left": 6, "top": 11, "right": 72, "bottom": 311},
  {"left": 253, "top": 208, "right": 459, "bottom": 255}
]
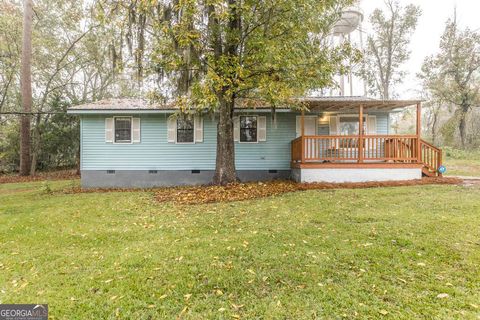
[
  {"left": 67, "top": 97, "right": 422, "bottom": 114},
  {"left": 301, "top": 97, "right": 423, "bottom": 112}
]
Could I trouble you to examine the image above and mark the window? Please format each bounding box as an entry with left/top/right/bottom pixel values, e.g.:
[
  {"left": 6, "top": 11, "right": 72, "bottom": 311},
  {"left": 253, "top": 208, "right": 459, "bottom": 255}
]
[
  {"left": 240, "top": 116, "right": 257, "bottom": 143},
  {"left": 115, "top": 117, "right": 132, "bottom": 143},
  {"left": 339, "top": 116, "right": 367, "bottom": 136},
  {"left": 177, "top": 118, "right": 194, "bottom": 143}
]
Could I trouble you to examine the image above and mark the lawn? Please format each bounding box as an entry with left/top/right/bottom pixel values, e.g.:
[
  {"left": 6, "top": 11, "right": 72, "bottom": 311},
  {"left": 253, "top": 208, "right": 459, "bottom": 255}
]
[
  {"left": 443, "top": 148, "right": 480, "bottom": 177},
  {"left": 0, "top": 180, "right": 479, "bottom": 319}
]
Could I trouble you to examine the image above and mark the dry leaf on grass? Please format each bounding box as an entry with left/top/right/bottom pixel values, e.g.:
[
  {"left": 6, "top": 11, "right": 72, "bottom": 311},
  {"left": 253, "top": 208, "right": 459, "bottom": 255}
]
[
  {"left": 59, "top": 177, "right": 462, "bottom": 204},
  {"left": 0, "top": 170, "right": 79, "bottom": 184}
]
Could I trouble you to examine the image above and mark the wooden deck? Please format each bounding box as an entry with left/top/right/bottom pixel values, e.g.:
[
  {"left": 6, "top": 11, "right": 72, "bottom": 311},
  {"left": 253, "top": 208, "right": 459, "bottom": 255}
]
[{"left": 291, "top": 135, "right": 442, "bottom": 176}]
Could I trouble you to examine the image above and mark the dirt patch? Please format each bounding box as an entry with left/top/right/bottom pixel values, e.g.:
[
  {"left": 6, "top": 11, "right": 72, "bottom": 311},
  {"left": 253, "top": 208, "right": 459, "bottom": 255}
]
[
  {"left": 0, "top": 170, "right": 79, "bottom": 184},
  {"left": 462, "top": 179, "right": 480, "bottom": 187}
]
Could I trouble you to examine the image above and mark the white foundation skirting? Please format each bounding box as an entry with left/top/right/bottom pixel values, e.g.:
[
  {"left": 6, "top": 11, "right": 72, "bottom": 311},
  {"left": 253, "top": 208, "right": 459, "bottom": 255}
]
[{"left": 292, "top": 168, "right": 422, "bottom": 183}]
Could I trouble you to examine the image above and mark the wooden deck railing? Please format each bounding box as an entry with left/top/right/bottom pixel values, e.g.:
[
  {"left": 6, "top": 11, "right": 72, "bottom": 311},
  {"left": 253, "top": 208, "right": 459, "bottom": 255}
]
[
  {"left": 420, "top": 140, "right": 443, "bottom": 176},
  {"left": 291, "top": 135, "right": 419, "bottom": 163}
]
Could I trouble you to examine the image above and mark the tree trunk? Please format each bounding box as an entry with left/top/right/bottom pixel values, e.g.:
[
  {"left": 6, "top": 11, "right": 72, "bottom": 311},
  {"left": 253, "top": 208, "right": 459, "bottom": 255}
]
[
  {"left": 431, "top": 112, "right": 438, "bottom": 146},
  {"left": 211, "top": 0, "right": 239, "bottom": 185},
  {"left": 76, "top": 143, "right": 81, "bottom": 175},
  {"left": 19, "top": 0, "right": 33, "bottom": 176},
  {"left": 30, "top": 114, "right": 42, "bottom": 176},
  {"left": 458, "top": 106, "right": 468, "bottom": 149},
  {"left": 213, "top": 96, "right": 237, "bottom": 185}
]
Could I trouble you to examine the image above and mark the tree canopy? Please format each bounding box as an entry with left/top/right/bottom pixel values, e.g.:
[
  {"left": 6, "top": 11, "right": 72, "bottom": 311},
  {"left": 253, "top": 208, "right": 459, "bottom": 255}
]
[
  {"left": 96, "top": 0, "right": 359, "bottom": 184},
  {"left": 361, "top": 0, "right": 421, "bottom": 99},
  {"left": 419, "top": 16, "right": 480, "bottom": 148}
]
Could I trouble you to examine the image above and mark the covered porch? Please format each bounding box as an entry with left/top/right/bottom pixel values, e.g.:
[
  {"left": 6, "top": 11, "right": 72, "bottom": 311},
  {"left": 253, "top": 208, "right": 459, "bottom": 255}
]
[{"left": 291, "top": 98, "right": 442, "bottom": 182}]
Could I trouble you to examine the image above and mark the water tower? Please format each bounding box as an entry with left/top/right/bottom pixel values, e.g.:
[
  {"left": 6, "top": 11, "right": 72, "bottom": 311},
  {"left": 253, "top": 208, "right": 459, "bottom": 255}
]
[{"left": 331, "top": 0, "right": 365, "bottom": 97}]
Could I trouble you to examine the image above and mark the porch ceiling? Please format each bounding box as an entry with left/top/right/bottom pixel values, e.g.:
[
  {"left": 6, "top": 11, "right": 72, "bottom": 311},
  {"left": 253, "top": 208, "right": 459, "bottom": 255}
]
[{"left": 299, "top": 97, "right": 423, "bottom": 112}]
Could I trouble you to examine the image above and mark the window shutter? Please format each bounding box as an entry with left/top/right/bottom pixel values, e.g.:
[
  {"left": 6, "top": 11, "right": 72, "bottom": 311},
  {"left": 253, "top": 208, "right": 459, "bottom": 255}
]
[
  {"left": 367, "top": 115, "right": 377, "bottom": 134},
  {"left": 132, "top": 118, "right": 141, "bottom": 143},
  {"left": 233, "top": 117, "right": 240, "bottom": 142},
  {"left": 194, "top": 115, "right": 203, "bottom": 143},
  {"left": 329, "top": 115, "right": 339, "bottom": 135},
  {"left": 258, "top": 116, "right": 267, "bottom": 142},
  {"left": 105, "top": 118, "right": 114, "bottom": 143},
  {"left": 296, "top": 116, "right": 301, "bottom": 138},
  {"left": 167, "top": 116, "right": 176, "bottom": 143}
]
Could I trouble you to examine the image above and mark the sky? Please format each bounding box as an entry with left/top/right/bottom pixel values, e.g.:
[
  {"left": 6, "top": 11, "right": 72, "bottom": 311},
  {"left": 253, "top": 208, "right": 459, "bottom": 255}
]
[{"left": 360, "top": 0, "right": 480, "bottom": 99}]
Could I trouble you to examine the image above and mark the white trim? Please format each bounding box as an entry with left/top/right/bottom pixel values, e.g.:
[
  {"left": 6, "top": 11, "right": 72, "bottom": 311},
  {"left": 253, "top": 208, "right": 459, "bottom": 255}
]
[{"left": 113, "top": 116, "right": 133, "bottom": 144}]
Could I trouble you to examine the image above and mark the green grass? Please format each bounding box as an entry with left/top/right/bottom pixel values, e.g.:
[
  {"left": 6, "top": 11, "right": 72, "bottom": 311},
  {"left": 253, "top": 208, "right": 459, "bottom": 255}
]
[
  {"left": 1, "top": 180, "right": 480, "bottom": 319},
  {"left": 445, "top": 158, "right": 480, "bottom": 177},
  {"left": 443, "top": 148, "right": 480, "bottom": 177},
  {"left": 444, "top": 156, "right": 480, "bottom": 177}
]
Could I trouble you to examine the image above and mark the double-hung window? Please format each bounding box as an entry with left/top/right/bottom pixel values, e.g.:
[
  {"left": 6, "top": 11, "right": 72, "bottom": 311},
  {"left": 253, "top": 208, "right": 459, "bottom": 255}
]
[
  {"left": 177, "top": 118, "right": 195, "bottom": 143},
  {"left": 114, "top": 117, "right": 132, "bottom": 143},
  {"left": 240, "top": 116, "right": 257, "bottom": 143}
]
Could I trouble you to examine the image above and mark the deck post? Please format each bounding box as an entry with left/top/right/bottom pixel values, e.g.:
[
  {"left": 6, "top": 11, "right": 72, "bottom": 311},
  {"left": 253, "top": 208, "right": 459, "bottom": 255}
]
[
  {"left": 416, "top": 103, "right": 422, "bottom": 163},
  {"left": 358, "top": 105, "right": 364, "bottom": 163},
  {"left": 301, "top": 109, "right": 305, "bottom": 163}
]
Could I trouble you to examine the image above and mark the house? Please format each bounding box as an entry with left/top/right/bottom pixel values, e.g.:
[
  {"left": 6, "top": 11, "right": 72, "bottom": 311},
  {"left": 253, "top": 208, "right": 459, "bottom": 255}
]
[{"left": 67, "top": 97, "right": 442, "bottom": 188}]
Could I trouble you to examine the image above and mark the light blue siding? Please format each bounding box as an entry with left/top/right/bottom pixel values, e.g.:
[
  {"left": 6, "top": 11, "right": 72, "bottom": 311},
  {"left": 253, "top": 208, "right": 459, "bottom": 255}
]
[
  {"left": 80, "top": 112, "right": 389, "bottom": 171},
  {"left": 81, "top": 113, "right": 296, "bottom": 171}
]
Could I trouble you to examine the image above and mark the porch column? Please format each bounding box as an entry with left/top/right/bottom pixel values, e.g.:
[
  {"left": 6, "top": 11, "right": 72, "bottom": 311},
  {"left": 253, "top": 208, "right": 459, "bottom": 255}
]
[
  {"left": 301, "top": 109, "right": 305, "bottom": 163},
  {"left": 301, "top": 109, "right": 305, "bottom": 136},
  {"left": 358, "top": 105, "right": 364, "bottom": 163},
  {"left": 416, "top": 103, "right": 422, "bottom": 163}
]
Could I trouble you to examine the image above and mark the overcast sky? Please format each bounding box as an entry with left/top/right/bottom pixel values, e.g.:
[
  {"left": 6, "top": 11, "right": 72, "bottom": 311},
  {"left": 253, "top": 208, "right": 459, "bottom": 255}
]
[{"left": 361, "top": 0, "right": 480, "bottom": 98}]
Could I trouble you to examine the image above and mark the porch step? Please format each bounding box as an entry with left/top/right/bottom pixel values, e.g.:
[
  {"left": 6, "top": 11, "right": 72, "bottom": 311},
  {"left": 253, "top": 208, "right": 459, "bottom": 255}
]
[{"left": 422, "top": 166, "right": 438, "bottom": 177}]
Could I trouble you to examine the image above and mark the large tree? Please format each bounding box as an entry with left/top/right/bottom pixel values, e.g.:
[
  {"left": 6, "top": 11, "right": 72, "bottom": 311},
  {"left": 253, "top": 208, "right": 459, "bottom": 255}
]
[
  {"left": 19, "top": 0, "right": 34, "bottom": 176},
  {"left": 98, "top": 0, "right": 357, "bottom": 185},
  {"left": 0, "top": 0, "right": 126, "bottom": 174},
  {"left": 419, "top": 16, "right": 480, "bottom": 148},
  {"left": 362, "top": 0, "right": 421, "bottom": 99}
]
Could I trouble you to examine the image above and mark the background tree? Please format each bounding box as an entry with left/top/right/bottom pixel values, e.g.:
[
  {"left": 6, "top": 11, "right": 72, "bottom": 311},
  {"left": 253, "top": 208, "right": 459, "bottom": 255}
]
[
  {"left": 98, "top": 0, "right": 358, "bottom": 185},
  {"left": 419, "top": 16, "right": 480, "bottom": 149},
  {"left": 19, "top": 0, "right": 33, "bottom": 175},
  {"left": 361, "top": 0, "right": 421, "bottom": 99},
  {"left": 0, "top": 0, "right": 133, "bottom": 174}
]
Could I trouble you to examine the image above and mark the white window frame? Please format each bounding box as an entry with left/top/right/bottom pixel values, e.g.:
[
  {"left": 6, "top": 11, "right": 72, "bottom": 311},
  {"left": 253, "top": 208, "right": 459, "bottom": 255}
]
[
  {"left": 338, "top": 114, "right": 368, "bottom": 136},
  {"left": 113, "top": 116, "right": 133, "bottom": 144},
  {"left": 239, "top": 115, "right": 259, "bottom": 144},
  {"left": 175, "top": 117, "right": 196, "bottom": 145}
]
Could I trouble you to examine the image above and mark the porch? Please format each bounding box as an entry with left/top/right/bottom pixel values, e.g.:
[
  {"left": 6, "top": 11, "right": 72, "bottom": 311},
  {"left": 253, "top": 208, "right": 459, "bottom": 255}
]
[{"left": 290, "top": 98, "right": 443, "bottom": 182}]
